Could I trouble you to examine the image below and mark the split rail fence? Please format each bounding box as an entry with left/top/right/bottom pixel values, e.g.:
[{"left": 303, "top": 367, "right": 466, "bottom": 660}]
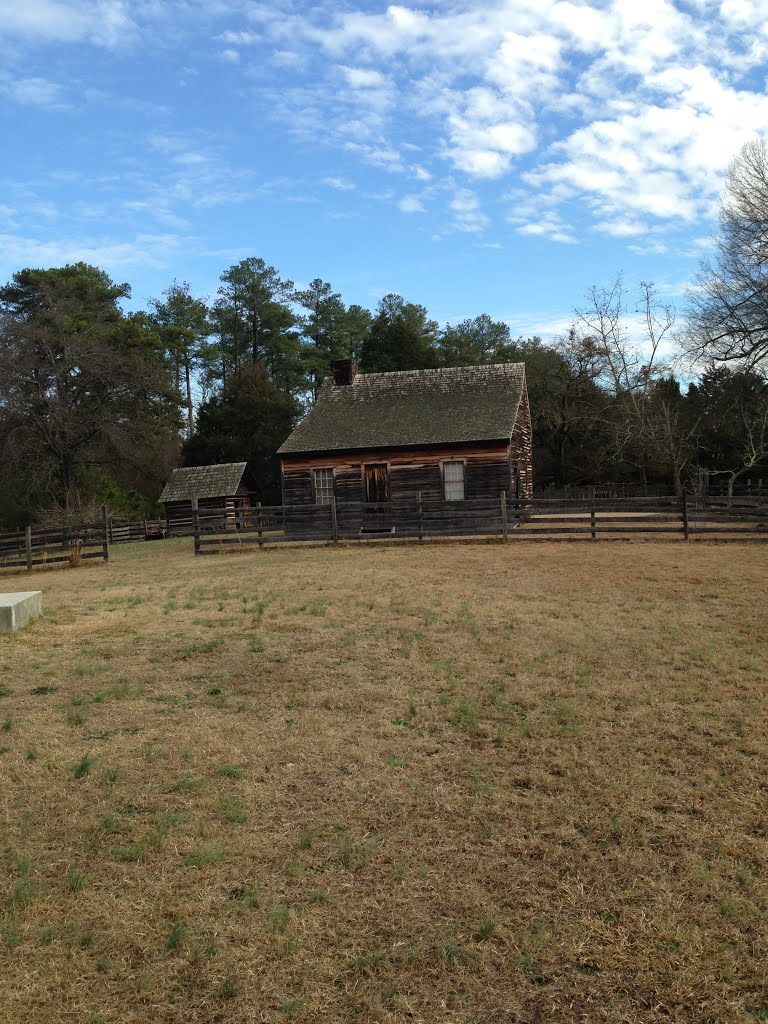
[
  {"left": 192, "top": 493, "right": 768, "bottom": 554},
  {"left": 0, "top": 506, "right": 110, "bottom": 573}
]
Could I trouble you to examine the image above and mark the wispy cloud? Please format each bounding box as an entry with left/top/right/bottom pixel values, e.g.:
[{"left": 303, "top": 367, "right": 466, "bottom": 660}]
[
  {"left": 0, "top": 0, "right": 138, "bottom": 48},
  {"left": 323, "top": 177, "right": 356, "bottom": 191},
  {"left": 0, "top": 75, "right": 67, "bottom": 108},
  {"left": 399, "top": 195, "right": 425, "bottom": 214},
  {"left": 220, "top": 0, "right": 768, "bottom": 243}
]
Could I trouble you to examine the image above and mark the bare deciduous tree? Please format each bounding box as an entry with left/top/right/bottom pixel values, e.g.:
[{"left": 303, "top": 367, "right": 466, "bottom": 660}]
[
  {"left": 573, "top": 276, "right": 698, "bottom": 493},
  {"left": 686, "top": 137, "right": 768, "bottom": 376}
]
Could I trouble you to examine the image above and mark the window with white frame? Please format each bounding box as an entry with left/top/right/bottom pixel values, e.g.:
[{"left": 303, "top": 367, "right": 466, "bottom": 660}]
[
  {"left": 443, "top": 461, "right": 465, "bottom": 501},
  {"left": 314, "top": 467, "right": 334, "bottom": 505}
]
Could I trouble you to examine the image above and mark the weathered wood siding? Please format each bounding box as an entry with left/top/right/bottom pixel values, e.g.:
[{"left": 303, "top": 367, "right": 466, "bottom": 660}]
[
  {"left": 281, "top": 443, "right": 520, "bottom": 505},
  {"left": 509, "top": 386, "right": 534, "bottom": 499}
]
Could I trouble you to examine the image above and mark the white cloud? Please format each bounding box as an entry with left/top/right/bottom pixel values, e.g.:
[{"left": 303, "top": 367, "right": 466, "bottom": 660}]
[
  {"left": 218, "top": 30, "right": 259, "bottom": 45},
  {"left": 1, "top": 76, "right": 65, "bottom": 107},
  {"left": 340, "top": 65, "right": 388, "bottom": 89},
  {"left": 0, "top": 231, "right": 182, "bottom": 276},
  {"left": 234, "top": 0, "right": 768, "bottom": 244},
  {"left": 449, "top": 188, "right": 488, "bottom": 232},
  {"left": 9, "top": 0, "right": 768, "bottom": 257},
  {"left": 0, "top": 0, "right": 137, "bottom": 47},
  {"left": 514, "top": 212, "right": 577, "bottom": 245},
  {"left": 323, "top": 177, "right": 356, "bottom": 191},
  {"left": 399, "top": 194, "right": 425, "bottom": 213}
]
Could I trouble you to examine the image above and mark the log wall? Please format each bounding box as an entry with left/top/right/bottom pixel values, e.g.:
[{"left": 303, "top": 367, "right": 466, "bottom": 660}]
[{"left": 281, "top": 442, "right": 520, "bottom": 506}]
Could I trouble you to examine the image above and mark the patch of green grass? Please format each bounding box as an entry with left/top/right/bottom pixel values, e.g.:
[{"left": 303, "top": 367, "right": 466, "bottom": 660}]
[
  {"left": 172, "top": 776, "right": 204, "bottom": 793},
  {"left": 475, "top": 917, "right": 499, "bottom": 941},
  {"left": 218, "top": 799, "right": 247, "bottom": 824},
  {"left": 308, "top": 889, "right": 328, "bottom": 904},
  {"left": 385, "top": 754, "right": 409, "bottom": 768},
  {"left": 177, "top": 637, "right": 225, "bottom": 660},
  {"left": 8, "top": 878, "right": 35, "bottom": 909},
  {"left": 1, "top": 926, "right": 21, "bottom": 947},
  {"left": 349, "top": 952, "right": 388, "bottom": 975},
  {"left": 2, "top": 718, "right": 14, "bottom": 733},
  {"left": 67, "top": 709, "right": 86, "bottom": 726},
  {"left": 334, "top": 837, "right": 370, "bottom": 870},
  {"left": 219, "top": 969, "right": 239, "bottom": 999},
  {"left": 70, "top": 681, "right": 131, "bottom": 706},
  {"left": 216, "top": 764, "right": 243, "bottom": 779},
  {"left": 226, "top": 884, "right": 260, "bottom": 908},
  {"left": 0, "top": 688, "right": 11, "bottom": 698},
  {"left": 280, "top": 998, "right": 307, "bottom": 1014},
  {"left": 270, "top": 906, "right": 290, "bottom": 933},
  {"left": 451, "top": 699, "right": 480, "bottom": 732},
  {"left": 74, "top": 753, "right": 95, "bottom": 778},
  {"left": 166, "top": 920, "right": 188, "bottom": 950},
  {"left": 184, "top": 847, "right": 224, "bottom": 869},
  {"left": 66, "top": 870, "right": 87, "bottom": 893},
  {"left": 441, "top": 942, "right": 478, "bottom": 967},
  {"left": 111, "top": 818, "right": 176, "bottom": 862}
]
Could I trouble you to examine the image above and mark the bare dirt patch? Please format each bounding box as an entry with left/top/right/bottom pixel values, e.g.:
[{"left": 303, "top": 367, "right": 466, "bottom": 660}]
[{"left": 1, "top": 539, "right": 767, "bottom": 1023}]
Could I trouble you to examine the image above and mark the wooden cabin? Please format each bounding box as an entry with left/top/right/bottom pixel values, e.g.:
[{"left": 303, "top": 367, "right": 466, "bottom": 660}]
[
  {"left": 278, "top": 361, "right": 532, "bottom": 508},
  {"left": 159, "top": 462, "right": 250, "bottom": 534}
]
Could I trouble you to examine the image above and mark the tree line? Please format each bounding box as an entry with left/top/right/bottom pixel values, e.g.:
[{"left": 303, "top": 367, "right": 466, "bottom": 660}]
[{"left": 2, "top": 139, "right": 768, "bottom": 526}]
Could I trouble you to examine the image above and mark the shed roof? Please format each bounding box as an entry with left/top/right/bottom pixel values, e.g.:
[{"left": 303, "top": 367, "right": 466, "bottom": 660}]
[
  {"left": 278, "top": 363, "right": 526, "bottom": 455},
  {"left": 159, "top": 463, "right": 247, "bottom": 503}
]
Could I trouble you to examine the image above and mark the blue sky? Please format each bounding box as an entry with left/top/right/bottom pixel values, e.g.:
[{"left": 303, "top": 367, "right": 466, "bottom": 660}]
[{"left": 2, "top": 0, "right": 768, "bottom": 340}]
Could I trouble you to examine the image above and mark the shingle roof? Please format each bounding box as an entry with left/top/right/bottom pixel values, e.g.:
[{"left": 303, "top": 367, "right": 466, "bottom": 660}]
[
  {"left": 278, "top": 364, "right": 526, "bottom": 455},
  {"left": 159, "top": 463, "right": 247, "bottom": 503}
]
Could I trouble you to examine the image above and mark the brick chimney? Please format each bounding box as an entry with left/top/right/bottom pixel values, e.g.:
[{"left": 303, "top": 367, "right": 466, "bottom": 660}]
[{"left": 331, "top": 358, "right": 357, "bottom": 386}]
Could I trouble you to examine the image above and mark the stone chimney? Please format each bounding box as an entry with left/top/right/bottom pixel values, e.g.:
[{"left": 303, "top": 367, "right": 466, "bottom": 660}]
[{"left": 331, "top": 358, "right": 357, "bottom": 386}]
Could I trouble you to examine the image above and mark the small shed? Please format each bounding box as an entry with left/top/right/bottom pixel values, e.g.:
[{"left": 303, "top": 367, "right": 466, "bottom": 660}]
[
  {"left": 159, "top": 463, "right": 249, "bottom": 534},
  {"left": 278, "top": 361, "right": 532, "bottom": 508}
]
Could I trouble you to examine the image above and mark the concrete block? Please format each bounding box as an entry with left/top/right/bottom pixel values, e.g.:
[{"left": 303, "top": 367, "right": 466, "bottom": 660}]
[{"left": 0, "top": 592, "right": 43, "bottom": 633}]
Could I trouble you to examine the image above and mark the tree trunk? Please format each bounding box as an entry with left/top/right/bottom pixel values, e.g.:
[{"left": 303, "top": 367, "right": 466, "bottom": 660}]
[{"left": 184, "top": 357, "right": 194, "bottom": 436}]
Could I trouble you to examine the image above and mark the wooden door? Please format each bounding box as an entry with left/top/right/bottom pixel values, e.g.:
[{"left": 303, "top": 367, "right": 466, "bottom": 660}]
[
  {"left": 362, "top": 463, "right": 392, "bottom": 530},
  {"left": 363, "top": 463, "right": 390, "bottom": 503}
]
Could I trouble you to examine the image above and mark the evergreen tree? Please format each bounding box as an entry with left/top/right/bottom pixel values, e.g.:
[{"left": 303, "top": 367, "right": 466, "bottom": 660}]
[
  {"left": 149, "top": 280, "right": 212, "bottom": 436},
  {"left": 183, "top": 363, "right": 298, "bottom": 504},
  {"left": 359, "top": 294, "right": 439, "bottom": 372},
  {"left": 0, "top": 263, "right": 180, "bottom": 519},
  {"left": 212, "top": 258, "right": 303, "bottom": 394},
  {"left": 437, "top": 314, "right": 513, "bottom": 366}
]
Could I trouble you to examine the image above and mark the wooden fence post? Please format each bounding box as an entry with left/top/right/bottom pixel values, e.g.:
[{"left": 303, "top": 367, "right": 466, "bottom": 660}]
[
  {"left": 682, "top": 490, "right": 690, "bottom": 542},
  {"left": 330, "top": 496, "right": 338, "bottom": 544},
  {"left": 417, "top": 492, "right": 424, "bottom": 541},
  {"left": 256, "top": 501, "right": 264, "bottom": 548},
  {"left": 101, "top": 504, "right": 110, "bottom": 563},
  {"left": 590, "top": 506, "right": 596, "bottom": 541},
  {"left": 25, "top": 526, "right": 33, "bottom": 571},
  {"left": 501, "top": 491, "right": 508, "bottom": 542},
  {"left": 192, "top": 497, "right": 200, "bottom": 556}
]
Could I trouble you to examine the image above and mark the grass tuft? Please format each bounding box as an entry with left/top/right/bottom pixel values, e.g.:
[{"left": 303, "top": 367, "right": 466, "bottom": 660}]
[{"left": 73, "top": 753, "right": 95, "bottom": 778}]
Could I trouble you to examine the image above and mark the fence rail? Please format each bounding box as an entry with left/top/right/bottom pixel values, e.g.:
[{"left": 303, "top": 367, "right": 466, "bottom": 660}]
[
  {"left": 0, "top": 507, "right": 110, "bottom": 572},
  {"left": 191, "top": 494, "right": 768, "bottom": 554}
]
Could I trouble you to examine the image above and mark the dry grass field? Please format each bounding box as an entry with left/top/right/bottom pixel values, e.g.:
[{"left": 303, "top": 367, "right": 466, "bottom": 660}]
[{"left": 1, "top": 538, "right": 767, "bottom": 1024}]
